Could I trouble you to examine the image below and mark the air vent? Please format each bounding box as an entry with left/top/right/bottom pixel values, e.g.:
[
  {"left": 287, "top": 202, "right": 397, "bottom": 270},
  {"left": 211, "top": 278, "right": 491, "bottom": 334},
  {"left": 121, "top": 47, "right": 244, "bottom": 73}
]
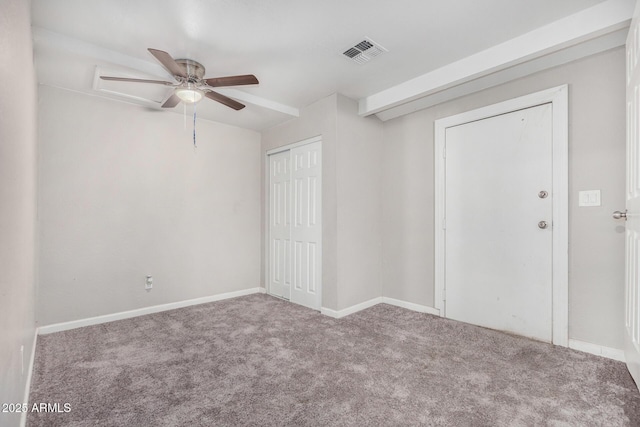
[{"left": 342, "top": 38, "right": 387, "bottom": 65}]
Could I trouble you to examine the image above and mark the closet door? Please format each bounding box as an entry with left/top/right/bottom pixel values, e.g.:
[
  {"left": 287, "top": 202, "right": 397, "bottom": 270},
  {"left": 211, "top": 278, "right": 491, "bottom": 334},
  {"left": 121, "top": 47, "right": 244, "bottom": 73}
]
[
  {"left": 290, "top": 142, "right": 322, "bottom": 310},
  {"left": 268, "top": 150, "right": 291, "bottom": 299},
  {"left": 268, "top": 140, "right": 322, "bottom": 310}
]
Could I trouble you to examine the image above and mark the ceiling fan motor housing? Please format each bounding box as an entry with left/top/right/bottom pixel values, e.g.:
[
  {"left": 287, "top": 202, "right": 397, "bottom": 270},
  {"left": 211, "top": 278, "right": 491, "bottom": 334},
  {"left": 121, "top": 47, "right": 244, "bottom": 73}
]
[{"left": 176, "top": 59, "right": 206, "bottom": 82}]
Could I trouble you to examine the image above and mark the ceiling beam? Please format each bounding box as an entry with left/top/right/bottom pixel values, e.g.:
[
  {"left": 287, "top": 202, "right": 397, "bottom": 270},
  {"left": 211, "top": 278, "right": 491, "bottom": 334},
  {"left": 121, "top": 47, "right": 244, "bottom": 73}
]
[
  {"left": 375, "top": 27, "right": 629, "bottom": 121},
  {"left": 215, "top": 88, "right": 299, "bottom": 117},
  {"left": 358, "top": 0, "right": 635, "bottom": 117}
]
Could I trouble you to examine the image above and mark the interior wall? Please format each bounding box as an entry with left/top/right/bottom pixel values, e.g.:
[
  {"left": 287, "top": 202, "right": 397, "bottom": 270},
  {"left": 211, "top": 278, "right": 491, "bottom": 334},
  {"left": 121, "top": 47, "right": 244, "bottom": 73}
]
[
  {"left": 0, "top": 0, "right": 38, "bottom": 420},
  {"left": 261, "top": 94, "right": 339, "bottom": 310},
  {"left": 261, "top": 94, "right": 383, "bottom": 311},
  {"left": 37, "top": 86, "right": 261, "bottom": 325},
  {"left": 382, "top": 47, "right": 626, "bottom": 349},
  {"left": 336, "top": 95, "right": 384, "bottom": 309}
]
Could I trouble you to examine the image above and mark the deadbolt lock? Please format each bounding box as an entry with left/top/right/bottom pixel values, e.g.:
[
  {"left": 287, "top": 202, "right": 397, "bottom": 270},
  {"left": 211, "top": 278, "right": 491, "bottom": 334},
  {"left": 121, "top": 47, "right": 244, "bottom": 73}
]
[{"left": 538, "top": 190, "right": 548, "bottom": 199}]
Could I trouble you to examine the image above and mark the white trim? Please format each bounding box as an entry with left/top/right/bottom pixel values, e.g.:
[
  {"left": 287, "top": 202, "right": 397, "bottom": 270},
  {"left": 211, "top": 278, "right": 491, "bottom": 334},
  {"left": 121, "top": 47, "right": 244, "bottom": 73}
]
[
  {"left": 321, "top": 297, "right": 440, "bottom": 319},
  {"left": 569, "top": 339, "right": 626, "bottom": 362},
  {"left": 551, "top": 86, "right": 570, "bottom": 347},
  {"left": 266, "top": 135, "right": 322, "bottom": 155},
  {"left": 216, "top": 88, "right": 299, "bottom": 117},
  {"left": 358, "top": 0, "right": 633, "bottom": 116},
  {"left": 321, "top": 297, "right": 383, "bottom": 319},
  {"left": 19, "top": 331, "right": 38, "bottom": 427},
  {"left": 38, "top": 288, "right": 263, "bottom": 334},
  {"left": 381, "top": 297, "right": 440, "bottom": 316},
  {"left": 319, "top": 307, "right": 341, "bottom": 318},
  {"left": 258, "top": 287, "right": 267, "bottom": 294},
  {"left": 434, "top": 85, "right": 569, "bottom": 347}
]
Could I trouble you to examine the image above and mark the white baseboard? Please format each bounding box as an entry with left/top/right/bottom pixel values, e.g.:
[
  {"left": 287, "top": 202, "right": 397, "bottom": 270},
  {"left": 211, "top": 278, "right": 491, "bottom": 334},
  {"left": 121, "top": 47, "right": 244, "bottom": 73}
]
[
  {"left": 381, "top": 297, "right": 440, "bottom": 316},
  {"left": 321, "top": 296, "right": 439, "bottom": 319},
  {"left": 258, "top": 287, "right": 267, "bottom": 294},
  {"left": 20, "top": 329, "right": 38, "bottom": 427},
  {"left": 321, "top": 297, "right": 383, "bottom": 319},
  {"left": 38, "top": 287, "right": 263, "bottom": 335},
  {"left": 569, "top": 339, "right": 625, "bottom": 362}
]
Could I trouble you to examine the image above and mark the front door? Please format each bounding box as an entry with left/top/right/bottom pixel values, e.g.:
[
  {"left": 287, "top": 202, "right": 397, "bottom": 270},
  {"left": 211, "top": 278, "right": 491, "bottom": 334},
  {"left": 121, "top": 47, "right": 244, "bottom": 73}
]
[{"left": 444, "top": 103, "right": 554, "bottom": 342}]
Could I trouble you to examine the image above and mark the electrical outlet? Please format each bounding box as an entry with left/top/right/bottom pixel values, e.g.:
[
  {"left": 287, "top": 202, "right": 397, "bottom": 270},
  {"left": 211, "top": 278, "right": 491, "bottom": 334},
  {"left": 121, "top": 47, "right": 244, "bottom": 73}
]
[{"left": 145, "top": 275, "right": 153, "bottom": 291}]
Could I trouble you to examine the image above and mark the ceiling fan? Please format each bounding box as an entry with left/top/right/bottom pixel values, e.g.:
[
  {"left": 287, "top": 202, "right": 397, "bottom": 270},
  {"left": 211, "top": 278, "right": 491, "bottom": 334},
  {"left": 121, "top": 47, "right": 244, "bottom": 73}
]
[{"left": 100, "top": 48, "right": 258, "bottom": 110}]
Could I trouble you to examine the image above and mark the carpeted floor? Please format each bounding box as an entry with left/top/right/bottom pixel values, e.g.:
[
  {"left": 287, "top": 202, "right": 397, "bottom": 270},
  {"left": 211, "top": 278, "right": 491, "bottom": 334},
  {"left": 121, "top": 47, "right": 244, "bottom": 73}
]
[{"left": 28, "top": 293, "right": 640, "bottom": 426}]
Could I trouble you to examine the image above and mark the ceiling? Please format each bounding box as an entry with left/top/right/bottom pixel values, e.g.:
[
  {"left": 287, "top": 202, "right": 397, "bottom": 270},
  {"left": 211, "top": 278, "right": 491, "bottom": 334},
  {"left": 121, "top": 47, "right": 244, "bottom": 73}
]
[{"left": 31, "top": 0, "right": 631, "bottom": 131}]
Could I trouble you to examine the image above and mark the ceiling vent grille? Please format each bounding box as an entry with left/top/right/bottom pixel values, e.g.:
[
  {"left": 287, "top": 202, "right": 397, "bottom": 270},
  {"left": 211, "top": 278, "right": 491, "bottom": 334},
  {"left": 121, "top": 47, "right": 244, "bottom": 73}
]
[{"left": 342, "top": 38, "right": 387, "bottom": 65}]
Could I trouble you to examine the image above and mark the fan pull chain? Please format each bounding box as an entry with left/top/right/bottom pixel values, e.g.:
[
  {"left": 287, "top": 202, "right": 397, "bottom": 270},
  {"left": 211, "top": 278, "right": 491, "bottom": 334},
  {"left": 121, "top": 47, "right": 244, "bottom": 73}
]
[
  {"left": 193, "top": 102, "right": 197, "bottom": 148},
  {"left": 183, "top": 102, "right": 187, "bottom": 130}
]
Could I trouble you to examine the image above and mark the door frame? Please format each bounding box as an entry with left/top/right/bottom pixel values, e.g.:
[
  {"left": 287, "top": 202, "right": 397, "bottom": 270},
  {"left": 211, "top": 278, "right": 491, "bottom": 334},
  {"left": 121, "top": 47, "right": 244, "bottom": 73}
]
[
  {"left": 434, "top": 85, "right": 569, "bottom": 347},
  {"left": 264, "top": 135, "right": 323, "bottom": 306}
]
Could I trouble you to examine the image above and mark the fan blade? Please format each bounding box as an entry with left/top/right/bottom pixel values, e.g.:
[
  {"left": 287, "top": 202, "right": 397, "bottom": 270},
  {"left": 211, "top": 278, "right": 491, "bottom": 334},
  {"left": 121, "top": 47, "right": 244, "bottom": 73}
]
[
  {"left": 161, "top": 93, "right": 181, "bottom": 108},
  {"left": 205, "top": 91, "right": 245, "bottom": 110},
  {"left": 204, "top": 74, "right": 259, "bottom": 87},
  {"left": 100, "top": 76, "right": 174, "bottom": 85},
  {"left": 148, "top": 48, "right": 187, "bottom": 78}
]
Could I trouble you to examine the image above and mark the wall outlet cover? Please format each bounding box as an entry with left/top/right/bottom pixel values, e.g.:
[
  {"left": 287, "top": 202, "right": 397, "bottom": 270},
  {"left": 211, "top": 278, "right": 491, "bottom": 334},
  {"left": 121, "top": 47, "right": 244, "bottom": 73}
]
[{"left": 578, "top": 190, "right": 601, "bottom": 207}]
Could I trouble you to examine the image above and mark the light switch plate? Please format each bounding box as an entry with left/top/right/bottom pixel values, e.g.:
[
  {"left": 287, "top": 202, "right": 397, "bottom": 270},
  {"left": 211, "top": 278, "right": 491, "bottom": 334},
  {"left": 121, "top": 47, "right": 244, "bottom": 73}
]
[{"left": 578, "top": 190, "right": 601, "bottom": 207}]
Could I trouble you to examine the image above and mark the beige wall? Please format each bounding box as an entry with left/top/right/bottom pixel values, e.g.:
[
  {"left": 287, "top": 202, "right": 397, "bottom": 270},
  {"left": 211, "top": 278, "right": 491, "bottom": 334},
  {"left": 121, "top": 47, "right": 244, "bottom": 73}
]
[
  {"left": 0, "top": 0, "right": 38, "bottom": 420},
  {"left": 336, "top": 95, "right": 384, "bottom": 309},
  {"left": 382, "top": 47, "right": 626, "bottom": 349},
  {"left": 261, "top": 94, "right": 383, "bottom": 310},
  {"left": 261, "top": 94, "right": 339, "bottom": 309},
  {"left": 37, "top": 86, "right": 262, "bottom": 325},
  {"left": 36, "top": 47, "right": 626, "bottom": 350}
]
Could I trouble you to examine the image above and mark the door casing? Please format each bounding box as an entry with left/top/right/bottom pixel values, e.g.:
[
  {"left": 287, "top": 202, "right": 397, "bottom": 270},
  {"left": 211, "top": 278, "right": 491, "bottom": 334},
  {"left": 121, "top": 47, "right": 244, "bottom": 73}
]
[
  {"left": 624, "top": 1, "right": 640, "bottom": 386},
  {"left": 434, "top": 85, "right": 569, "bottom": 347}
]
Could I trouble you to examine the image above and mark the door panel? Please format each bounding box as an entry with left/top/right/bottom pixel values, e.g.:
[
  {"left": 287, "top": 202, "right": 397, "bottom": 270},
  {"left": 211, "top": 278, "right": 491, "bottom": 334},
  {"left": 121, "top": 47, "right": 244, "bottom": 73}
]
[
  {"left": 268, "top": 150, "right": 291, "bottom": 299},
  {"left": 445, "top": 104, "right": 553, "bottom": 342},
  {"left": 290, "top": 142, "right": 322, "bottom": 310},
  {"left": 625, "top": 1, "right": 640, "bottom": 387}
]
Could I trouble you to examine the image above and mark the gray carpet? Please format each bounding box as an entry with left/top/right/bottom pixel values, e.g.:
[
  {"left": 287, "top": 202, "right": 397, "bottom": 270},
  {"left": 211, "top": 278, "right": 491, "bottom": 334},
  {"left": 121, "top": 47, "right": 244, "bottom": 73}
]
[{"left": 28, "top": 294, "right": 640, "bottom": 426}]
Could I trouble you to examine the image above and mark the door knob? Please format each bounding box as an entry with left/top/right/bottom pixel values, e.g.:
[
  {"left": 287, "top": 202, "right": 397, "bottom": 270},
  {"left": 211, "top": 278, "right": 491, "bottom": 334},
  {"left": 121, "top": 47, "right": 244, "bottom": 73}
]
[
  {"left": 613, "top": 210, "right": 628, "bottom": 220},
  {"left": 538, "top": 221, "right": 548, "bottom": 229}
]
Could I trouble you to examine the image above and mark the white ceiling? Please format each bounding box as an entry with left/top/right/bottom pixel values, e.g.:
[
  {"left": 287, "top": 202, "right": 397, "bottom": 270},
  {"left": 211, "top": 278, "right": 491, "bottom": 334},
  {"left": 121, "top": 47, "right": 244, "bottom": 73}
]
[{"left": 31, "top": 0, "right": 631, "bottom": 130}]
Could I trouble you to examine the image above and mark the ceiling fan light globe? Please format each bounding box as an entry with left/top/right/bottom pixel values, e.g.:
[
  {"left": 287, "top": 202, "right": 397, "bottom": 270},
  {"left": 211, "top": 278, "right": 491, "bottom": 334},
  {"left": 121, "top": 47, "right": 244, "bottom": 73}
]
[{"left": 175, "top": 87, "right": 204, "bottom": 104}]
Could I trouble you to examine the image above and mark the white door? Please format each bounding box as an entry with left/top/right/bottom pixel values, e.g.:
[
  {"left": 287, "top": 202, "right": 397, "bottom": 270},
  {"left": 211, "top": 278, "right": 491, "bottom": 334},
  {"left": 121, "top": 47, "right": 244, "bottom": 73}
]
[
  {"left": 624, "top": 0, "right": 640, "bottom": 387},
  {"left": 267, "top": 139, "right": 322, "bottom": 310},
  {"left": 269, "top": 150, "right": 291, "bottom": 299},
  {"left": 445, "top": 104, "right": 553, "bottom": 342},
  {"left": 290, "top": 142, "right": 322, "bottom": 310}
]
